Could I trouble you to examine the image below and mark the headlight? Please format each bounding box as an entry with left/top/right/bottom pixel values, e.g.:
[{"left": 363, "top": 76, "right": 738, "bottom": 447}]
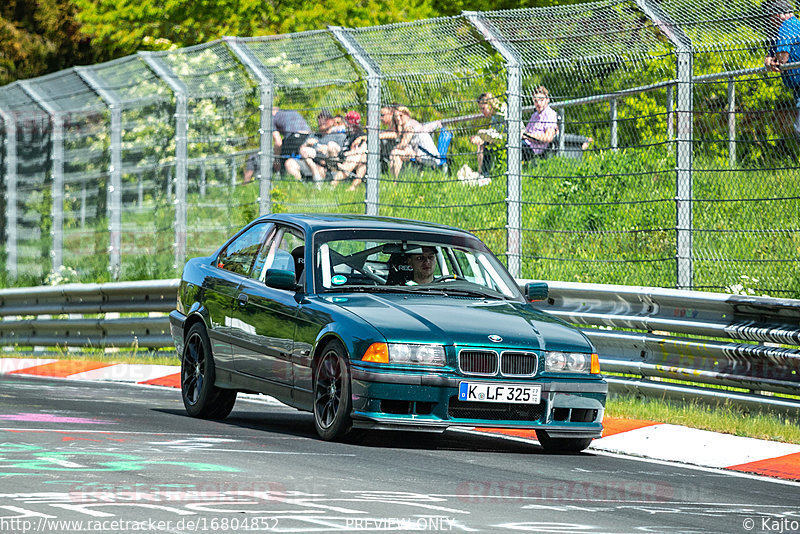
[
  {"left": 362, "top": 343, "right": 446, "bottom": 366},
  {"left": 389, "top": 343, "right": 446, "bottom": 366},
  {"left": 544, "top": 351, "right": 600, "bottom": 374}
]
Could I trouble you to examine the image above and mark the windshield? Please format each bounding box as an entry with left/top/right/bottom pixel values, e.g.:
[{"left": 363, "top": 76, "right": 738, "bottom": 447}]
[{"left": 313, "top": 230, "right": 522, "bottom": 301}]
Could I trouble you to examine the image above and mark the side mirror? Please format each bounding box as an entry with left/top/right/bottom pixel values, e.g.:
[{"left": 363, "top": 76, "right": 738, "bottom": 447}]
[
  {"left": 265, "top": 268, "right": 298, "bottom": 291},
  {"left": 525, "top": 281, "right": 549, "bottom": 302}
]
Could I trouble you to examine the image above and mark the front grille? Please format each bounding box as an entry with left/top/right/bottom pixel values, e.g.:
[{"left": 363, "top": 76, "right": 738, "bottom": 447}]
[
  {"left": 501, "top": 352, "right": 538, "bottom": 376},
  {"left": 459, "top": 350, "right": 498, "bottom": 375},
  {"left": 448, "top": 397, "right": 546, "bottom": 421}
]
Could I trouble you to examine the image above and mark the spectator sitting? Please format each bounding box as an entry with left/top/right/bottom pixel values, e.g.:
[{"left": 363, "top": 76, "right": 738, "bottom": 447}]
[
  {"left": 764, "top": 0, "right": 800, "bottom": 135},
  {"left": 244, "top": 107, "right": 311, "bottom": 182},
  {"left": 332, "top": 111, "right": 369, "bottom": 190},
  {"left": 389, "top": 106, "right": 440, "bottom": 177},
  {"left": 342, "top": 110, "right": 365, "bottom": 151},
  {"left": 285, "top": 109, "right": 347, "bottom": 182},
  {"left": 522, "top": 86, "right": 559, "bottom": 161},
  {"left": 470, "top": 92, "right": 505, "bottom": 175},
  {"left": 379, "top": 104, "right": 401, "bottom": 171}
]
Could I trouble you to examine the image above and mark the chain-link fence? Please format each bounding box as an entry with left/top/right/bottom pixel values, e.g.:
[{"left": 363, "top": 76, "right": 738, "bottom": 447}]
[{"left": 1, "top": 0, "right": 799, "bottom": 296}]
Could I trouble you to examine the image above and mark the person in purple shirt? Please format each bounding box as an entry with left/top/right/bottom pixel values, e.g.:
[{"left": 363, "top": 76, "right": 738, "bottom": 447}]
[
  {"left": 764, "top": 0, "right": 800, "bottom": 135},
  {"left": 522, "top": 86, "right": 559, "bottom": 160}
]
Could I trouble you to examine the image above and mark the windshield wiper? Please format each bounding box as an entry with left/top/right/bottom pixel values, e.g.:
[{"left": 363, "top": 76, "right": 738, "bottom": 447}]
[
  {"left": 323, "top": 285, "right": 421, "bottom": 294},
  {"left": 405, "top": 286, "right": 501, "bottom": 299}
]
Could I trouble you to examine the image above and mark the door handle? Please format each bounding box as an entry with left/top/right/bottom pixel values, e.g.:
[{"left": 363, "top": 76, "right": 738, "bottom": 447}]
[{"left": 237, "top": 293, "right": 248, "bottom": 306}]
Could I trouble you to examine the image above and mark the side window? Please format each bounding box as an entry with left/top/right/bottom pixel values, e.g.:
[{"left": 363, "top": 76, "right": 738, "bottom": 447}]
[
  {"left": 216, "top": 223, "right": 270, "bottom": 276},
  {"left": 253, "top": 226, "right": 305, "bottom": 283}
]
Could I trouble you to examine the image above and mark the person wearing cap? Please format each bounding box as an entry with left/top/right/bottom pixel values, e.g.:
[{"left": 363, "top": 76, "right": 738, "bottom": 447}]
[
  {"left": 332, "top": 111, "right": 369, "bottom": 190},
  {"left": 764, "top": 0, "right": 800, "bottom": 135},
  {"left": 469, "top": 92, "right": 505, "bottom": 175},
  {"left": 343, "top": 111, "right": 365, "bottom": 152}
]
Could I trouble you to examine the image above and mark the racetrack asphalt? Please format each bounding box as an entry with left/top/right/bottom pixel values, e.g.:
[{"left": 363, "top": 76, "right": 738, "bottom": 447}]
[{"left": 3, "top": 357, "right": 799, "bottom": 482}]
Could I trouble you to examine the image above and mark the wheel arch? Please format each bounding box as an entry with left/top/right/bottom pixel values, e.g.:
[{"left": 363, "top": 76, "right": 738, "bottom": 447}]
[
  {"left": 183, "top": 313, "right": 209, "bottom": 345},
  {"left": 311, "top": 333, "right": 349, "bottom": 375}
]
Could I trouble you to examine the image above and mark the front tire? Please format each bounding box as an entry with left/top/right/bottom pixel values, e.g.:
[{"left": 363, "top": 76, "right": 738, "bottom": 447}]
[
  {"left": 181, "top": 323, "right": 237, "bottom": 419},
  {"left": 313, "top": 340, "right": 353, "bottom": 441},
  {"left": 535, "top": 430, "right": 593, "bottom": 453}
]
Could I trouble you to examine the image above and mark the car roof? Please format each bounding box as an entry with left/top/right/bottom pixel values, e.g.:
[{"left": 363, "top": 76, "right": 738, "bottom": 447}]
[{"left": 255, "top": 213, "right": 478, "bottom": 238}]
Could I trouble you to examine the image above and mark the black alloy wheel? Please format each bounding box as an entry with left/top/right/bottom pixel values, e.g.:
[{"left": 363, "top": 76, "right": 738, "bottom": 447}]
[
  {"left": 313, "top": 340, "right": 353, "bottom": 440},
  {"left": 181, "top": 323, "right": 237, "bottom": 419}
]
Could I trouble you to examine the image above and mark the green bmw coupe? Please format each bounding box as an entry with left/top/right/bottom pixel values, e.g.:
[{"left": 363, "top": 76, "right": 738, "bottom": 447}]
[{"left": 169, "top": 213, "right": 606, "bottom": 452}]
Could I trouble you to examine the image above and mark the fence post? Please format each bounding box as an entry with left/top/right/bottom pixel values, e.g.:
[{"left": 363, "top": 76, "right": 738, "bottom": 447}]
[
  {"left": 727, "top": 77, "right": 736, "bottom": 168},
  {"left": 465, "top": 12, "right": 523, "bottom": 278},
  {"left": 139, "top": 53, "right": 189, "bottom": 271},
  {"left": 667, "top": 84, "right": 674, "bottom": 142},
  {"left": 225, "top": 37, "right": 274, "bottom": 216},
  {"left": 329, "top": 27, "right": 382, "bottom": 217},
  {"left": 634, "top": 0, "right": 694, "bottom": 290},
  {"left": 19, "top": 81, "right": 63, "bottom": 275},
  {"left": 76, "top": 67, "right": 122, "bottom": 280},
  {"left": 610, "top": 97, "right": 618, "bottom": 150},
  {"left": 0, "top": 107, "right": 17, "bottom": 280}
]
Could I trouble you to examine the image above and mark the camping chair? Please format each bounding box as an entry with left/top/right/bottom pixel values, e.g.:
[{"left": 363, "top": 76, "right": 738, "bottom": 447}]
[{"left": 415, "top": 122, "right": 452, "bottom": 174}]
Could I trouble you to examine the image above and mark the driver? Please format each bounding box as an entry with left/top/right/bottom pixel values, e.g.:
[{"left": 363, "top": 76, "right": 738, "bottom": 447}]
[{"left": 407, "top": 246, "right": 437, "bottom": 284}]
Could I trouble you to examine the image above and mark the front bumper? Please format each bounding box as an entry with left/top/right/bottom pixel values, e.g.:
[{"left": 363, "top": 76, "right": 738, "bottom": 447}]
[
  {"left": 350, "top": 365, "right": 606, "bottom": 437},
  {"left": 169, "top": 310, "right": 187, "bottom": 357}
]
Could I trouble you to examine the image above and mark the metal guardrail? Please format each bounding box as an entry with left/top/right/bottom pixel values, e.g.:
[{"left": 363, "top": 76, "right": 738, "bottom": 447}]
[
  {"left": 0, "top": 280, "right": 179, "bottom": 348},
  {"left": 1, "top": 279, "right": 798, "bottom": 413},
  {"left": 526, "top": 280, "right": 800, "bottom": 415}
]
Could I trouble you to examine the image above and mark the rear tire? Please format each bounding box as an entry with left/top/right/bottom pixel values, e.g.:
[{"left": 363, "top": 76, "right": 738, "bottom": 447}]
[
  {"left": 181, "top": 323, "right": 237, "bottom": 419},
  {"left": 313, "top": 340, "right": 353, "bottom": 441},
  {"left": 535, "top": 430, "right": 593, "bottom": 453}
]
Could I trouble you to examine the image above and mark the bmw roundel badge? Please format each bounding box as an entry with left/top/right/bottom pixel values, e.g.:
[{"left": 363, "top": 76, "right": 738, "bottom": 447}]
[{"left": 488, "top": 335, "right": 503, "bottom": 343}]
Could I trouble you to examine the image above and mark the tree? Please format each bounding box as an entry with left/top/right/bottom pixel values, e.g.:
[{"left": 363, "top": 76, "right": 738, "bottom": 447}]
[
  {"left": 73, "top": 0, "right": 435, "bottom": 58},
  {"left": 0, "top": 0, "right": 98, "bottom": 85}
]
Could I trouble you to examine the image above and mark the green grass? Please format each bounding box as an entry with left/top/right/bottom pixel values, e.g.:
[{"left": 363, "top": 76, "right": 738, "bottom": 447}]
[
  {"left": 607, "top": 394, "right": 800, "bottom": 445},
  {"left": 1, "top": 349, "right": 179, "bottom": 366}
]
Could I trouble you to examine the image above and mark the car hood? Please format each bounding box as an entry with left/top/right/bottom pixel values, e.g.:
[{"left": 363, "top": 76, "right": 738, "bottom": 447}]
[{"left": 324, "top": 293, "right": 592, "bottom": 353}]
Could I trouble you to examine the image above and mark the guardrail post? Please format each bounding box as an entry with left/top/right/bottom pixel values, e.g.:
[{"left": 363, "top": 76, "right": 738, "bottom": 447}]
[
  {"left": 727, "top": 77, "right": 736, "bottom": 168},
  {"left": 634, "top": 0, "right": 694, "bottom": 289},
  {"left": 329, "top": 27, "right": 382, "bottom": 217},
  {"left": 224, "top": 37, "right": 274, "bottom": 215},
  {"left": 139, "top": 53, "right": 189, "bottom": 271},
  {"left": 0, "top": 107, "right": 17, "bottom": 280},
  {"left": 19, "top": 81, "right": 63, "bottom": 275},
  {"left": 465, "top": 12, "right": 523, "bottom": 278},
  {"left": 76, "top": 66, "right": 123, "bottom": 280},
  {"left": 558, "top": 112, "right": 566, "bottom": 155}
]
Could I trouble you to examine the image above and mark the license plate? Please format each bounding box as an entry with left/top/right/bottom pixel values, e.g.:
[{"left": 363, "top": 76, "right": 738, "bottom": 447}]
[{"left": 458, "top": 382, "right": 541, "bottom": 404}]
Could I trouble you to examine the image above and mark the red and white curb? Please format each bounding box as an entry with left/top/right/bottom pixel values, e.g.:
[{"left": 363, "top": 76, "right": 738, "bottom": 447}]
[{"left": 3, "top": 357, "right": 800, "bottom": 482}]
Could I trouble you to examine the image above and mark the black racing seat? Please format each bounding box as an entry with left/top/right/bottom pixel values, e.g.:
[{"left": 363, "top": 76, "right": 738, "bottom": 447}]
[
  {"left": 385, "top": 253, "right": 412, "bottom": 285},
  {"left": 291, "top": 246, "right": 305, "bottom": 283}
]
